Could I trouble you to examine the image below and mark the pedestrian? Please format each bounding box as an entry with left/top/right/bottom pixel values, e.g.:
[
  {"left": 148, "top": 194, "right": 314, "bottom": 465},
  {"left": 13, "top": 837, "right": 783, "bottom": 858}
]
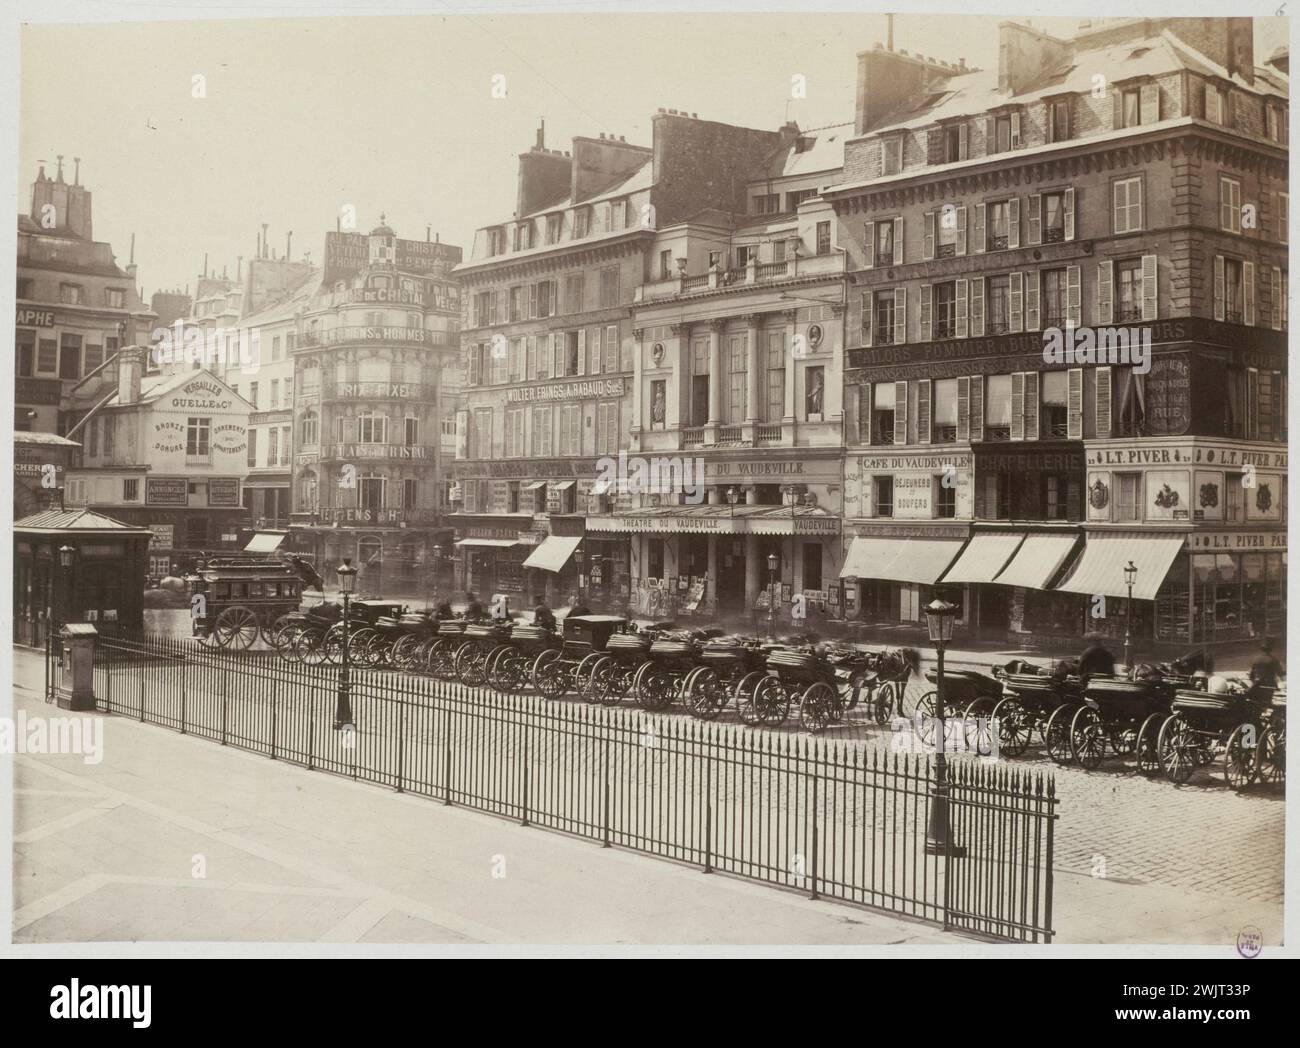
[
  {"left": 1249, "top": 639, "right": 1284, "bottom": 691},
  {"left": 532, "top": 594, "right": 557, "bottom": 632},
  {"left": 568, "top": 592, "right": 592, "bottom": 618},
  {"left": 1078, "top": 634, "right": 1116, "bottom": 678},
  {"left": 464, "top": 591, "right": 485, "bottom": 621}
]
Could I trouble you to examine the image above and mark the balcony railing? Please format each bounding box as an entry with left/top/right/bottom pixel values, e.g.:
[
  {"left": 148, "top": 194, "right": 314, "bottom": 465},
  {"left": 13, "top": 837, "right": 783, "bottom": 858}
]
[
  {"left": 933, "top": 320, "right": 956, "bottom": 340},
  {"left": 755, "top": 424, "right": 783, "bottom": 445},
  {"left": 682, "top": 273, "right": 709, "bottom": 291},
  {"left": 756, "top": 261, "right": 789, "bottom": 279},
  {"left": 186, "top": 452, "right": 211, "bottom": 467},
  {"left": 875, "top": 250, "right": 894, "bottom": 266},
  {"left": 1224, "top": 309, "right": 1244, "bottom": 324},
  {"left": 872, "top": 327, "right": 896, "bottom": 346},
  {"left": 1044, "top": 226, "right": 1065, "bottom": 243},
  {"left": 933, "top": 425, "right": 958, "bottom": 443},
  {"left": 936, "top": 243, "right": 956, "bottom": 259},
  {"left": 682, "top": 428, "right": 705, "bottom": 449},
  {"left": 986, "top": 319, "right": 1010, "bottom": 335},
  {"left": 988, "top": 234, "right": 1009, "bottom": 251},
  {"left": 1116, "top": 306, "right": 1143, "bottom": 323},
  {"left": 717, "top": 426, "right": 743, "bottom": 443},
  {"left": 634, "top": 252, "right": 846, "bottom": 302},
  {"left": 1042, "top": 311, "right": 1067, "bottom": 330},
  {"left": 984, "top": 426, "right": 1012, "bottom": 442}
]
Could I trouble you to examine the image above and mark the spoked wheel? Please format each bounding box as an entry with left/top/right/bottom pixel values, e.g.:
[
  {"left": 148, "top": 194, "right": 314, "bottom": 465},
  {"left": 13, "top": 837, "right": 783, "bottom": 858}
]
[
  {"left": 486, "top": 647, "right": 520, "bottom": 694},
  {"left": 293, "top": 628, "right": 326, "bottom": 665},
  {"left": 686, "top": 667, "right": 729, "bottom": 721},
  {"left": 1069, "top": 706, "right": 1107, "bottom": 770},
  {"left": 578, "top": 655, "right": 614, "bottom": 705},
  {"left": 274, "top": 624, "right": 303, "bottom": 662},
  {"left": 963, "top": 697, "right": 997, "bottom": 754},
  {"left": 734, "top": 671, "right": 765, "bottom": 724},
  {"left": 531, "top": 649, "right": 568, "bottom": 699},
  {"left": 1255, "top": 725, "right": 1285, "bottom": 787},
  {"left": 365, "top": 633, "right": 395, "bottom": 669},
  {"left": 913, "top": 690, "right": 944, "bottom": 747},
  {"left": 574, "top": 653, "right": 603, "bottom": 697},
  {"left": 1158, "top": 715, "right": 1197, "bottom": 785},
  {"left": 347, "top": 628, "right": 378, "bottom": 667},
  {"left": 1108, "top": 724, "right": 1139, "bottom": 757},
  {"left": 870, "top": 680, "right": 897, "bottom": 725},
  {"left": 214, "top": 607, "right": 260, "bottom": 650},
  {"left": 319, "top": 625, "right": 348, "bottom": 664},
  {"left": 1135, "top": 712, "right": 1164, "bottom": 776},
  {"left": 1043, "top": 703, "right": 1077, "bottom": 764},
  {"left": 752, "top": 676, "right": 792, "bottom": 727},
  {"left": 990, "top": 697, "right": 1031, "bottom": 758},
  {"left": 428, "top": 639, "right": 457, "bottom": 680},
  {"left": 390, "top": 634, "right": 420, "bottom": 671},
  {"left": 634, "top": 662, "right": 676, "bottom": 712},
  {"left": 798, "top": 682, "right": 837, "bottom": 734},
  {"left": 1224, "top": 723, "right": 1259, "bottom": 790},
  {"left": 458, "top": 644, "right": 489, "bottom": 688}
]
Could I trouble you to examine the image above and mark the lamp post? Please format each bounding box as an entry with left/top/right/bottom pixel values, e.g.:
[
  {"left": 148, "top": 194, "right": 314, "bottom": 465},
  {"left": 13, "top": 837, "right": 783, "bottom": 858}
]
[
  {"left": 45, "top": 545, "right": 74, "bottom": 699},
  {"left": 574, "top": 546, "right": 586, "bottom": 606},
  {"left": 924, "top": 596, "right": 966, "bottom": 858},
  {"left": 725, "top": 485, "right": 740, "bottom": 517},
  {"left": 1123, "top": 560, "right": 1138, "bottom": 673},
  {"left": 334, "top": 557, "right": 357, "bottom": 730},
  {"left": 766, "top": 551, "right": 779, "bottom": 639}
]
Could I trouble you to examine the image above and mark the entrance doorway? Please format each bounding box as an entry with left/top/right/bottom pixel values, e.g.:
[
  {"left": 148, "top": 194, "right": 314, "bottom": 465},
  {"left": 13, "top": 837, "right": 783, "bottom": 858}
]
[{"left": 716, "top": 539, "right": 746, "bottom": 611}]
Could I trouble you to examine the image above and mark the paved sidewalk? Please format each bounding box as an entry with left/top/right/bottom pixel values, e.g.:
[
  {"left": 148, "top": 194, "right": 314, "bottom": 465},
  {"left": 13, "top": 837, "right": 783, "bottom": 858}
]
[{"left": 9, "top": 655, "right": 956, "bottom": 947}]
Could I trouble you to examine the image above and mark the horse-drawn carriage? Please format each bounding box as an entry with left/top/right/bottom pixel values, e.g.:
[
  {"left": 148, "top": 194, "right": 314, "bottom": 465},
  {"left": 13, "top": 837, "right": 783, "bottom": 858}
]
[{"left": 187, "top": 543, "right": 324, "bottom": 650}]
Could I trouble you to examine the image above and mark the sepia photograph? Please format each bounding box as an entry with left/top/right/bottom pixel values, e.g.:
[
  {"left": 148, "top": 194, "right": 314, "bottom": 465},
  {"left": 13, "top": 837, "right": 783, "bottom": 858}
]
[{"left": 1, "top": 0, "right": 1294, "bottom": 982}]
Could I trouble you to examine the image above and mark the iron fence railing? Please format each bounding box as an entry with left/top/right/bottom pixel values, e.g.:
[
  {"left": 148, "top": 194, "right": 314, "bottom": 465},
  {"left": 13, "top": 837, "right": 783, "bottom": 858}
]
[{"left": 83, "top": 631, "right": 1057, "bottom": 942}]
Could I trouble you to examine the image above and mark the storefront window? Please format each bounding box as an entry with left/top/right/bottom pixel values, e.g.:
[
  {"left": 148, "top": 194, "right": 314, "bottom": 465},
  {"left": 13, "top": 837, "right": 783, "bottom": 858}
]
[{"left": 647, "top": 538, "right": 664, "bottom": 580}]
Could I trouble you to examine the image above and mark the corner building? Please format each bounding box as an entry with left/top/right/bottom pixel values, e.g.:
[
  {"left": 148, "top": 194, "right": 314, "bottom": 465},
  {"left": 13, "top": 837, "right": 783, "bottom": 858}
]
[{"left": 826, "top": 18, "right": 1287, "bottom": 652}]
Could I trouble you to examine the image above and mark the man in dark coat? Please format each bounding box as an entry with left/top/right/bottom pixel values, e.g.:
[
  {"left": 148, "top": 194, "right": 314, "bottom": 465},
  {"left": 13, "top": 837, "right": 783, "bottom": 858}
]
[
  {"left": 1078, "top": 635, "right": 1116, "bottom": 678},
  {"left": 1250, "top": 639, "right": 1284, "bottom": 690},
  {"left": 464, "top": 592, "right": 485, "bottom": 621},
  {"left": 532, "top": 594, "right": 557, "bottom": 631}
]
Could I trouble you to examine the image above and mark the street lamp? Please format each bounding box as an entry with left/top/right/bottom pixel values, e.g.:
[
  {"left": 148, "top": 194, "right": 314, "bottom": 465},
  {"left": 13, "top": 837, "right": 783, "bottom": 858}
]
[
  {"left": 1123, "top": 560, "right": 1138, "bottom": 673},
  {"left": 725, "top": 485, "right": 740, "bottom": 517},
  {"left": 46, "top": 545, "right": 75, "bottom": 698},
  {"left": 574, "top": 546, "right": 586, "bottom": 604},
  {"left": 924, "top": 596, "right": 966, "bottom": 858},
  {"left": 334, "top": 557, "right": 357, "bottom": 730},
  {"left": 766, "top": 550, "right": 779, "bottom": 639}
]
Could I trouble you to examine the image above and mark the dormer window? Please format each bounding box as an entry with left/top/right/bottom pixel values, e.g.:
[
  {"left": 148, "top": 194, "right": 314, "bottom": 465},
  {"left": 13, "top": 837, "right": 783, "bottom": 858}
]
[
  {"left": 881, "top": 136, "right": 903, "bottom": 176},
  {"left": 1205, "top": 80, "right": 1230, "bottom": 126},
  {"left": 546, "top": 214, "right": 561, "bottom": 244},
  {"left": 1116, "top": 79, "right": 1160, "bottom": 129},
  {"left": 573, "top": 207, "right": 591, "bottom": 239},
  {"left": 1046, "top": 97, "right": 1072, "bottom": 143},
  {"left": 487, "top": 227, "right": 505, "bottom": 256},
  {"left": 987, "top": 110, "right": 1022, "bottom": 154},
  {"left": 514, "top": 222, "right": 534, "bottom": 251}
]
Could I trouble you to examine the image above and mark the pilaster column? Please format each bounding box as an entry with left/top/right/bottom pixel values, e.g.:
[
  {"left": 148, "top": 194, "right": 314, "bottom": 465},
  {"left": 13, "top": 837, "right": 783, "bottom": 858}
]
[
  {"left": 744, "top": 533, "right": 762, "bottom": 609},
  {"left": 781, "top": 309, "right": 798, "bottom": 444},
  {"left": 743, "top": 314, "right": 761, "bottom": 439},
  {"left": 706, "top": 318, "right": 723, "bottom": 430},
  {"left": 707, "top": 536, "right": 719, "bottom": 613},
  {"left": 631, "top": 327, "right": 644, "bottom": 452}
]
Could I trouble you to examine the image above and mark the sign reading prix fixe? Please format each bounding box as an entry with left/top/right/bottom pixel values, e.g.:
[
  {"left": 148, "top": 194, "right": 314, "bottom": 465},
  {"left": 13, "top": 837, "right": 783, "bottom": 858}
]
[{"left": 505, "top": 379, "right": 625, "bottom": 404}]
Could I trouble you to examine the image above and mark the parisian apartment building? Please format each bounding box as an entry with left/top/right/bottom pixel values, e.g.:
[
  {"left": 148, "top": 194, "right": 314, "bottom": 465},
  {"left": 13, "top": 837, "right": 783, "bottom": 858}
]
[{"left": 828, "top": 16, "right": 1288, "bottom": 652}]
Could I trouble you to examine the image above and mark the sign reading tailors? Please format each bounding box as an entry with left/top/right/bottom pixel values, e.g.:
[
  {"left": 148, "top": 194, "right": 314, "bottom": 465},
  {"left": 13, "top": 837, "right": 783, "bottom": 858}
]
[
  {"left": 208, "top": 478, "right": 241, "bottom": 507},
  {"left": 147, "top": 478, "right": 188, "bottom": 506}
]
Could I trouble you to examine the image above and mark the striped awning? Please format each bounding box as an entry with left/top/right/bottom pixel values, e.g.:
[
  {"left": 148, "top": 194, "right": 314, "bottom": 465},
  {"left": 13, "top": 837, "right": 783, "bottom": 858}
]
[
  {"left": 994, "top": 533, "right": 1082, "bottom": 590},
  {"left": 522, "top": 534, "right": 582, "bottom": 573},
  {"left": 1053, "top": 531, "right": 1185, "bottom": 601},
  {"left": 839, "top": 536, "right": 964, "bottom": 585},
  {"left": 941, "top": 533, "right": 1025, "bottom": 584}
]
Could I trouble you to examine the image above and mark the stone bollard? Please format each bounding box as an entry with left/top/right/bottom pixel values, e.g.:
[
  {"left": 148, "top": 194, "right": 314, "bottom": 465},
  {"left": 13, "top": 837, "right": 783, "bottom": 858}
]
[{"left": 57, "top": 623, "right": 98, "bottom": 712}]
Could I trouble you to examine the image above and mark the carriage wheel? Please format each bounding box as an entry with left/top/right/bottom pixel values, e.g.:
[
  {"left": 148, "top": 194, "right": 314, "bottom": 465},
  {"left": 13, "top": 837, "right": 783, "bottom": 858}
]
[
  {"left": 1134, "top": 712, "right": 1164, "bottom": 776},
  {"left": 913, "top": 690, "right": 938, "bottom": 746},
  {"left": 871, "top": 680, "right": 897, "bottom": 725},
  {"left": 448, "top": 640, "right": 475, "bottom": 683},
  {"left": 1069, "top": 706, "right": 1106, "bottom": 770},
  {"left": 757, "top": 676, "right": 792, "bottom": 727},
  {"left": 798, "top": 682, "right": 837, "bottom": 734},
  {"left": 1043, "top": 703, "right": 1077, "bottom": 764},
  {"left": 577, "top": 655, "right": 613, "bottom": 704},
  {"left": 484, "top": 647, "right": 512, "bottom": 694},
  {"left": 317, "top": 624, "right": 344, "bottom": 665},
  {"left": 1158, "top": 715, "right": 1197, "bottom": 785},
  {"left": 1255, "top": 725, "right": 1285, "bottom": 787},
  {"left": 531, "top": 649, "right": 567, "bottom": 699},
  {"left": 962, "top": 697, "right": 996, "bottom": 754},
  {"left": 1224, "top": 724, "right": 1259, "bottom": 791},
  {"left": 634, "top": 663, "right": 675, "bottom": 712},
  {"left": 390, "top": 634, "right": 418, "bottom": 671},
  {"left": 989, "top": 697, "right": 1031, "bottom": 758},
  {"left": 685, "top": 667, "right": 723, "bottom": 720},
  {"left": 365, "top": 632, "right": 393, "bottom": 669},
  {"left": 293, "top": 628, "right": 325, "bottom": 665},
  {"left": 461, "top": 644, "right": 492, "bottom": 688},
  {"left": 1108, "top": 723, "right": 1139, "bottom": 757},
  {"left": 348, "top": 628, "right": 379, "bottom": 667},
  {"left": 574, "top": 653, "right": 603, "bottom": 695},
  {"left": 214, "top": 607, "right": 260, "bottom": 650},
  {"left": 734, "top": 672, "right": 765, "bottom": 724},
  {"left": 274, "top": 624, "right": 303, "bottom": 662}
]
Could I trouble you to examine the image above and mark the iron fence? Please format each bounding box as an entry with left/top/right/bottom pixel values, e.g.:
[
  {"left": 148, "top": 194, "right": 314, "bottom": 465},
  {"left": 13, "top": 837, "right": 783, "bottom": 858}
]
[{"left": 87, "top": 631, "right": 1056, "bottom": 941}]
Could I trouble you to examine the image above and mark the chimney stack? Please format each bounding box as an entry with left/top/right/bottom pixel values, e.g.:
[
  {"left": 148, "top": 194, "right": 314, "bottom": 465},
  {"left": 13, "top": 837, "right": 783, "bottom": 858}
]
[
  {"left": 261, "top": 223, "right": 269, "bottom": 258},
  {"left": 73, "top": 157, "right": 81, "bottom": 186},
  {"left": 203, "top": 253, "right": 209, "bottom": 278},
  {"left": 237, "top": 255, "right": 243, "bottom": 281},
  {"left": 997, "top": 21, "right": 1071, "bottom": 96},
  {"left": 286, "top": 230, "right": 292, "bottom": 261},
  {"left": 117, "top": 345, "right": 144, "bottom": 405}
]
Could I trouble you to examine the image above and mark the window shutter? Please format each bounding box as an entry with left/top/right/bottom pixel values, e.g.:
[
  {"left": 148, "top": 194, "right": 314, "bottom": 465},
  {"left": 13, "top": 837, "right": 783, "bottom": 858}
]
[
  {"left": 1011, "top": 111, "right": 1022, "bottom": 149},
  {"left": 973, "top": 203, "right": 986, "bottom": 253},
  {"left": 1112, "top": 181, "right": 1125, "bottom": 233},
  {"left": 1214, "top": 255, "right": 1225, "bottom": 321},
  {"left": 927, "top": 127, "right": 943, "bottom": 165},
  {"left": 861, "top": 382, "right": 872, "bottom": 446},
  {"left": 969, "top": 375, "right": 984, "bottom": 441},
  {"left": 1066, "top": 265, "right": 1081, "bottom": 327},
  {"left": 1243, "top": 261, "right": 1255, "bottom": 326},
  {"left": 955, "top": 278, "right": 969, "bottom": 338},
  {"left": 919, "top": 284, "right": 933, "bottom": 341},
  {"left": 1259, "top": 372, "right": 1273, "bottom": 441},
  {"left": 970, "top": 276, "right": 985, "bottom": 336},
  {"left": 1010, "top": 371, "right": 1025, "bottom": 441},
  {"left": 1010, "top": 271, "right": 1024, "bottom": 332},
  {"left": 985, "top": 116, "right": 996, "bottom": 151},
  {"left": 1140, "top": 83, "right": 1160, "bottom": 124},
  {"left": 577, "top": 329, "right": 587, "bottom": 375},
  {"left": 958, "top": 122, "right": 969, "bottom": 160},
  {"left": 1219, "top": 177, "right": 1232, "bottom": 231},
  {"left": 1024, "top": 372, "right": 1039, "bottom": 440},
  {"left": 917, "top": 379, "right": 931, "bottom": 443},
  {"left": 595, "top": 403, "right": 607, "bottom": 454},
  {"left": 893, "top": 217, "right": 904, "bottom": 264},
  {"left": 1206, "top": 83, "right": 1221, "bottom": 124},
  {"left": 862, "top": 291, "right": 873, "bottom": 348},
  {"left": 1026, "top": 270, "right": 1041, "bottom": 331},
  {"left": 1095, "top": 366, "right": 1113, "bottom": 438},
  {"left": 1112, "top": 88, "right": 1123, "bottom": 130},
  {"left": 956, "top": 376, "right": 970, "bottom": 440},
  {"left": 894, "top": 287, "right": 907, "bottom": 345},
  {"left": 1028, "top": 193, "right": 1042, "bottom": 245},
  {"left": 1064, "top": 187, "right": 1076, "bottom": 241},
  {"left": 894, "top": 380, "right": 908, "bottom": 445},
  {"left": 590, "top": 327, "right": 602, "bottom": 374},
  {"left": 548, "top": 332, "right": 557, "bottom": 377},
  {"left": 864, "top": 222, "right": 876, "bottom": 268},
  {"left": 1067, "top": 367, "right": 1084, "bottom": 439},
  {"left": 1139, "top": 254, "right": 1158, "bottom": 322},
  {"left": 845, "top": 383, "right": 860, "bottom": 444},
  {"left": 956, "top": 205, "right": 968, "bottom": 255},
  {"left": 1272, "top": 266, "right": 1282, "bottom": 330},
  {"left": 469, "top": 345, "right": 481, "bottom": 385},
  {"left": 1009, "top": 197, "right": 1021, "bottom": 249},
  {"left": 1094, "top": 260, "right": 1114, "bottom": 325},
  {"left": 922, "top": 212, "right": 934, "bottom": 260}
]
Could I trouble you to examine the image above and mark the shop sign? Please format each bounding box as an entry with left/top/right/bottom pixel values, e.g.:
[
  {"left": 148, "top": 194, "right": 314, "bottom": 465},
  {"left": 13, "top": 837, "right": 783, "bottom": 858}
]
[
  {"left": 334, "top": 381, "right": 423, "bottom": 399},
  {"left": 169, "top": 379, "right": 234, "bottom": 412},
  {"left": 1143, "top": 354, "right": 1192, "bottom": 435},
  {"left": 327, "top": 443, "right": 431, "bottom": 460},
  {"left": 209, "top": 478, "right": 241, "bottom": 506},
  {"left": 213, "top": 423, "right": 247, "bottom": 453},
  {"left": 147, "top": 478, "right": 188, "bottom": 506},
  {"left": 345, "top": 288, "right": 425, "bottom": 307},
  {"left": 450, "top": 459, "right": 600, "bottom": 480},
  {"left": 16, "top": 307, "right": 56, "bottom": 327},
  {"left": 16, "top": 377, "right": 62, "bottom": 404},
  {"left": 461, "top": 526, "right": 521, "bottom": 540},
  {"left": 153, "top": 420, "right": 185, "bottom": 454},
  {"left": 320, "top": 507, "right": 440, "bottom": 525},
  {"left": 505, "top": 378, "right": 625, "bottom": 404},
  {"left": 1185, "top": 531, "right": 1286, "bottom": 551},
  {"left": 148, "top": 524, "right": 174, "bottom": 550}
]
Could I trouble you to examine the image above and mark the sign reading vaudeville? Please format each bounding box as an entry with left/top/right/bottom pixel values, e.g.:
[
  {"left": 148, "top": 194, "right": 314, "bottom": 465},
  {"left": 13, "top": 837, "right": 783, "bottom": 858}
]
[
  {"left": 147, "top": 478, "right": 188, "bottom": 506},
  {"left": 505, "top": 378, "right": 625, "bottom": 403}
]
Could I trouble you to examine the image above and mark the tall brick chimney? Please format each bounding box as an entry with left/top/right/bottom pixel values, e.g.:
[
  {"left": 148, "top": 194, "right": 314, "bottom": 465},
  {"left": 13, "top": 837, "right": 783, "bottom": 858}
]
[
  {"left": 570, "top": 135, "right": 652, "bottom": 203},
  {"left": 854, "top": 45, "right": 958, "bottom": 136},
  {"left": 117, "top": 345, "right": 143, "bottom": 405},
  {"left": 998, "top": 21, "right": 1072, "bottom": 96}
]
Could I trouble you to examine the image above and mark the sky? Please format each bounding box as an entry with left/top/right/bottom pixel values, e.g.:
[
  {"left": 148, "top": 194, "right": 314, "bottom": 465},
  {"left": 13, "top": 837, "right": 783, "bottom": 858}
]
[{"left": 18, "top": 11, "right": 1289, "bottom": 302}]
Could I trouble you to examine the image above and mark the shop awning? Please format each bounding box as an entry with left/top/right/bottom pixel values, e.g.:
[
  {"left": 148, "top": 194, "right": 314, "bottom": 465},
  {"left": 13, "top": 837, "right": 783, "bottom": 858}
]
[
  {"left": 522, "top": 534, "right": 582, "bottom": 573},
  {"left": 994, "top": 533, "right": 1082, "bottom": 590},
  {"left": 838, "top": 536, "right": 964, "bottom": 585},
  {"left": 941, "top": 533, "right": 1025, "bottom": 584},
  {"left": 455, "top": 538, "right": 520, "bottom": 549},
  {"left": 591, "top": 477, "right": 613, "bottom": 496},
  {"left": 523, "top": 481, "right": 547, "bottom": 492},
  {"left": 243, "top": 530, "right": 288, "bottom": 553},
  {"left": 550, "top": 480, "right": 576, "bottom": 492},
  {"left": 1053, "top": 532, "right": 1185, "bottom": 601}
]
